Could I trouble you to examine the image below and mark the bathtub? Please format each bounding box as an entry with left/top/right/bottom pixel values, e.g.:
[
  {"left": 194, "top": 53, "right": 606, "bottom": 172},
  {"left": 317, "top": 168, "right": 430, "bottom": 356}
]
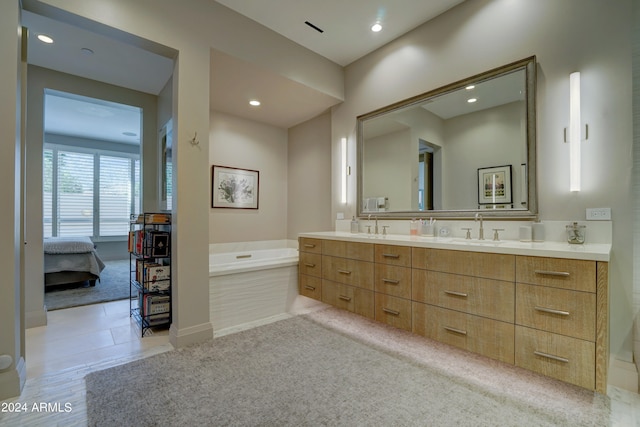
[{"left": 209, "top": 246, "right": 299, "bottom": 335}]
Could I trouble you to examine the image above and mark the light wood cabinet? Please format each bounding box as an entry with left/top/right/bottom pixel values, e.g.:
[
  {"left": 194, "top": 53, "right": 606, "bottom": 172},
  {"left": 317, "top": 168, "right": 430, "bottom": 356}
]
[
  {"left": 322, "top": 280, "right": 374, "bottom": 319},
  {"left": 413, "top": 270, "right": 514, "bottom": 323},
  {"left": 298, "top": 236, "right": 608, "bottom": 393},
  {"left": 413, "top": 302, "right": 515, "bottom": 364},
  {"left": 298, "top": 238, "right": 323, "bottom": 301}
]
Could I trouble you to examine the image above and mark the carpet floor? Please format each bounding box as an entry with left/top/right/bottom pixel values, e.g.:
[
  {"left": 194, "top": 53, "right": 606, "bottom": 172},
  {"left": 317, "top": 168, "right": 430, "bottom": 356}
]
[
  {"left": 85, "top": 307, "right": 610, "bottom": 427},
  {"left": 45, "top": 259, "right": 133, "bottom": 311}
]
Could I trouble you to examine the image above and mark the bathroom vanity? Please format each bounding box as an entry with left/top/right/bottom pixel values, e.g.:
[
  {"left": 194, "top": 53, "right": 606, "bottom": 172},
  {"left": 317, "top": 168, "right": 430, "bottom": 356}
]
[{"left": 298, "top": 232, "right": 610, "bottom": 393}]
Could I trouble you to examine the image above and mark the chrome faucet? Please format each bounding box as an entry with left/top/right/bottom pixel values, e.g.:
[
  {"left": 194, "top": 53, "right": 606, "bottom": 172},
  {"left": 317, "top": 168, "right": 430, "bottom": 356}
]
[
  {"left": 367, "top": 214, "right": 379, "bottom": 235},
  {"left": 475, "top": 213, "right": 484, "bottom": 240}
]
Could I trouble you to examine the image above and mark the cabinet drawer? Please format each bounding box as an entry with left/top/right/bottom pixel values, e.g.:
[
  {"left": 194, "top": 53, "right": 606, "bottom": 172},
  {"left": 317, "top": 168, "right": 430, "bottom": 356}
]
[
  {"left": 322, "top": 240, "right": 374, "bottom": 262},
  {"left": 412, "top": 302, "right": 514, "bottom": 364},
  {"left": 299, "top": 252, "right": 322, "bottom": 278},
  {"left": 322, "top": 256, "right": 374, "bottom": 290},
  {"left": 516, "top": 256, "right": 596, "bottom": 292},
  {"left": 374, "top": 264, "right": 411, "bottom": 299},
  {"left": 412, "top": 270, "right": 514, "bottom": 323},
  {"left": 299, "top": 237, "right": 322, "bottom": 254},
  {"left": 374, "top": 245, "right": 412, "bottom": 267},
  {"left": 375, "top": 294, "right": 412, "bottom": 332},
  {"left": 515, "top": 326, "right": 595, "bottom": 390},
  {"left": 515, "top": 283, "right": 596, "bottom": 341},
  {"left": 412, "top": 248, "right": 515, "bottom": 282},
  {"left": 299, "top": 274, "right": 322, "bottom": 301},
  {"left": 322, "top": 280, "right": 374, "bottom": 319}
]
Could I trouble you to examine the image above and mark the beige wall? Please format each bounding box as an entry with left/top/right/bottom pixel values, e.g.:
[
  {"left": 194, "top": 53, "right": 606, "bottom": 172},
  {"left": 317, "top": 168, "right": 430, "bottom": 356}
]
[
  {"left": 332, "top": 0, "right": 634, "bottom": 363},
  {"left": 0, "top": 1, "right": 26, "bottom": 400},
  {"left": 287, "top": 111, "right": 332, "bottom": 238},
  {"left": 209, "top": 111, "right": 288, "bottom": 243}
]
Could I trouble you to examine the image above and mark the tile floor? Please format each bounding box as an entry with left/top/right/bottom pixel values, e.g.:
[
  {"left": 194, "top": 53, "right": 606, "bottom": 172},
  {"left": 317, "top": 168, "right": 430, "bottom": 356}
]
[{"left": 1, "top": 297, "right": 640, "bottom": 426}]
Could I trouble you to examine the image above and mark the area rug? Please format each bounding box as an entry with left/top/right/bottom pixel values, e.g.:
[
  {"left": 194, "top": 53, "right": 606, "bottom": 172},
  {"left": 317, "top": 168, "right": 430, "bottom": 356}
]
[
  {"left": 45, "top": 259, "right": 133, "bottom": 310},
  {"left": 85, "top": 307, "right": 610, "bottom": 427}
]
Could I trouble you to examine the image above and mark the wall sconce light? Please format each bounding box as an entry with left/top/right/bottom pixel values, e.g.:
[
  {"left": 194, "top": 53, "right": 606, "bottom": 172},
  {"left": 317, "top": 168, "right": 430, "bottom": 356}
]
[
  {"left": 341, "top": 137, "right": 348, "bottom": 204},
  {"left": 565, "top": 72, "right": 588, "bottom": 192}
]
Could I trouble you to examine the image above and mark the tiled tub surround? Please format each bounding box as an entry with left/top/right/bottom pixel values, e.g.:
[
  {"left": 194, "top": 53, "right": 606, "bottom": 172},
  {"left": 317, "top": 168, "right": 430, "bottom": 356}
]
[
  {"left": 209, "top": 240, "right": 299, "bottom": 335},
  {"left": 298, "top": 231, "right": 610, "bottom": 393}
]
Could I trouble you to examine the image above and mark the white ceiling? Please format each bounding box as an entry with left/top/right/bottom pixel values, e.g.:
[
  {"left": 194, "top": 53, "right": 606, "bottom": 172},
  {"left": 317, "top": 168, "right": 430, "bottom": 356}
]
[
  {"left": 21, "top": 1, "right": 466, "bottom": 142},
  {"left": 215, "top": 0, "right": 466, "bottom": 66}
]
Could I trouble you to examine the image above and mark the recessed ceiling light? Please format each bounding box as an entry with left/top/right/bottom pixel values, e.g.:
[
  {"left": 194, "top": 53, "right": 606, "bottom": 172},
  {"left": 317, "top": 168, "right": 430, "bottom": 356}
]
[
  {"left": 465, "top": 85, "right": 475, "bottom": 90},
  {"left": 371, "top": 22, "right": 382, "bottom": 32},
  {"left": 81, "top": 47, "right": 94, "bottom": 55},
  {"left": 122, "top": 131, "right": 137, "bottom": 137},
  {"left": 249, "top": 100, "right": 261, "bottom": 106},
  {"left": 37, "top": 34, "right": 54, "bottom": 44},
  {"left": 467, "top": 98, "right": 477, "bottom": 103}
]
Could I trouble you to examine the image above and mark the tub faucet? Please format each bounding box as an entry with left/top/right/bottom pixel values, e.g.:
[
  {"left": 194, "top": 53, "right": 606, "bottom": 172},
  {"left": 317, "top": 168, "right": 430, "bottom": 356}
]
[{"left": 475, "top": 213, "right": 485, "bottom": 240}]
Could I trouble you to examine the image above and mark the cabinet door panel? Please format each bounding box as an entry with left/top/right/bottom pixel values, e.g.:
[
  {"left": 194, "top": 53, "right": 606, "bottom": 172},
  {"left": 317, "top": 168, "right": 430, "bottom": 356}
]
[
  {"left": 516, "top": 256, "right": 595, "bottom": 292},
  {"left": 375, "top": 294, "right": 412, "bottom": 331},
  {"left": 515, "top": 325, "right": 595, "bottom": 390},
  {"left": 375, "top": 264, "right": 411, "bottom": 299},
  {"left": 412, "top": 302, "right": 514, "bottom": 364},
  {"left": 322, "top": 240, "right": 374, "bottom": 261},
  {"left": 299, "top": 238, "right": 323, "bottom": 254},
  {"left": 412, "top": 248, "right": 515, "bottom": 281},
  {"left": 299, "top": 252, "right": 322, "bottom": 278},
  {"left": 322, "top": 256, "right": 374, "bottom": 290},
  {"left": 516, "top": 283, "right": 596, "bottom": 341},
  {"left": 375, "top": 244, "right": 412, "bottom": 267},
  {"left": 299, "top": 274, "right": 322, "bottom": 301},
  {"left": 412, "top": 270, "right": 514, "bottom": 323}
]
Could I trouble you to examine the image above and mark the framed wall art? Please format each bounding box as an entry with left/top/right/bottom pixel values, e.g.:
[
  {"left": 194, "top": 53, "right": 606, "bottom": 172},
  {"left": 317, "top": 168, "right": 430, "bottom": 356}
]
[
  {"left": 477, "top": 165, "right": 512, "bottom": 205},
  {"left": 211, "top": 165, "right": 259, "bottom": 209}
]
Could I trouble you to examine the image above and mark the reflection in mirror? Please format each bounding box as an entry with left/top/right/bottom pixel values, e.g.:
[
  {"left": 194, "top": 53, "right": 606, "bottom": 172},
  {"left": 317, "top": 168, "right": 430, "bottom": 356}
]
[{"left": 357, "top": 56, "right": 536, "bottom": 218}]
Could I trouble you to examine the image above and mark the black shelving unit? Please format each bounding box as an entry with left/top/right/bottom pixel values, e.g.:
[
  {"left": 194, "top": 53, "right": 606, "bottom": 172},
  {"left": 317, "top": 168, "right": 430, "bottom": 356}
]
[{"left": 129, "top": 212, "right": 172, "bottom": 337}]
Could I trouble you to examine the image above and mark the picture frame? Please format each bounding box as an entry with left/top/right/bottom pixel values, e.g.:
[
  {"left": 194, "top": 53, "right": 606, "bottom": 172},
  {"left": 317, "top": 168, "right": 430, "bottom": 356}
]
[
  {"left": 211, "top": 165, "right": 259, "bottom": 209},
  {"left": 477, "top": 165, "right": 512, "bottom": 205}
]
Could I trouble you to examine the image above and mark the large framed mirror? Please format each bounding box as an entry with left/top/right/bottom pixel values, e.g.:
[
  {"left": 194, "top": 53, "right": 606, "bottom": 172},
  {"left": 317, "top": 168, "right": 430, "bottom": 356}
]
[{"left": 357, "top": 56, "right": 536, "bottom": 218}]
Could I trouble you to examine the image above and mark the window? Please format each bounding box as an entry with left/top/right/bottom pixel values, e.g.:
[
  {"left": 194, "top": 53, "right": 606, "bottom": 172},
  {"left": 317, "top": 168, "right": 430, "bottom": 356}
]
[{"left": 43, "top": 145, "right": 140, "bottom": 239}]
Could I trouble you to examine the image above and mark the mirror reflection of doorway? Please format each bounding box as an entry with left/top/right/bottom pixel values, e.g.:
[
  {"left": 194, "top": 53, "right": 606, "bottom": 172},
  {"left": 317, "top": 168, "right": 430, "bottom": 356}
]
[{"left": 418, "top": 151, "right": 433, "bottom": 211}]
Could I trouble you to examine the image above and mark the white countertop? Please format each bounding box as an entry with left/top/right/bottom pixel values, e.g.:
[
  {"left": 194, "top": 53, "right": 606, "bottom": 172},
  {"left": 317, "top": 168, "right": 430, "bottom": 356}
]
[{"left": 298, "top": 231, "right": 611, "bottom": 262}]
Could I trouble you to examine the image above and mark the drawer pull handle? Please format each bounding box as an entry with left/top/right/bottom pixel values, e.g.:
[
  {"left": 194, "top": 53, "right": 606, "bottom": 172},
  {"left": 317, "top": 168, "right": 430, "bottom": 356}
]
[
  {"left": 304, "top": 285, "right": 316, "bottom": 291},
  {"left": 383, "top": 253, "right": 400, "bottom": 259},
  {"left": 337, "top": 269, "right": 352, "bottom": 275},
  {"left": 304, "top": 263, "right": 316, "bottom": 268},
  {"left": 444, "top": 326, "right": 467, "bottom": 336},
  {"left": 535, "top": 306, "right": 570, "bottom": 316},
  {"left": 444, "top": 290, "right": 468, "bottom": 298},
  {"left": 382, "top": 308, "right": 400, "bottom": 316},
  {"left": 303, "top": 244, "right": 316, "bottom": 248},
  {"left": 338, "top": 295, "right": 352, "bottom": 302},
  {"left": 383, "top": 278, "right": 400, "bottom": 285},
  {"left": 534, "top": 270, "right": 570, "bottom": 277},
  {"left": 534, "top": 351, "right": 569, "bottom": 364}
]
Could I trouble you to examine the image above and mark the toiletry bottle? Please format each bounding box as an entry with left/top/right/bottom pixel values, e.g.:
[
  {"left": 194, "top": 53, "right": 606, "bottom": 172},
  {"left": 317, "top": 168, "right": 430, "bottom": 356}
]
[
  {"left": 410, "top": 218, "right": 418, "bottom": 236},
  {"left": 350, "top": 216, "right": 359, "bottom": 233},
  {"left": 532, "top": 217, "right": 545, "bottom": 242}
]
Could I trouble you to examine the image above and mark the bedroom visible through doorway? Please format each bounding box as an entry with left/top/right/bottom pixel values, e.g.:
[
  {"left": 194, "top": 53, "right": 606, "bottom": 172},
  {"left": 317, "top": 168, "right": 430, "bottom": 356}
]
[{"left": 43, "top": 90, "right": 141, "bottom": 309}]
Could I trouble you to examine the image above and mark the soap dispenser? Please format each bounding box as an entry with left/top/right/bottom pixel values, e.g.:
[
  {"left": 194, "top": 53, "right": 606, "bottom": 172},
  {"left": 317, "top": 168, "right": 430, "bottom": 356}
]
[
  {"left": 350, "top": 216, "right": 359, "bottom": 233},
  {"left": 410, "top": 218, "right": 419, "bottom": 236}
]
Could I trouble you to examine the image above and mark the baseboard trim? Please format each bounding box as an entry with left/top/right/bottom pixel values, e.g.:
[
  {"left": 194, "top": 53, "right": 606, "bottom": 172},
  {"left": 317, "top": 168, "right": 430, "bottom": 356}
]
[
  {"left": 169, "top": 321, "right": 214, "bottom": 348},
  {"left": 0, "top": 356, "right": 26, "bottom": 401},
  {"left": 608, "top": 355, "right": 639, "bottom": 392},
  {"left": 25, "top": 306, "right": 47, "bottom": 328}
]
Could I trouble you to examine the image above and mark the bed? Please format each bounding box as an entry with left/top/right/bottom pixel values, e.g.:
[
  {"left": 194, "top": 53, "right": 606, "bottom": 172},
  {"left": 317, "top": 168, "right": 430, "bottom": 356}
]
[{"left": 44, "top": 236, "right": 106, "bottom": 287}]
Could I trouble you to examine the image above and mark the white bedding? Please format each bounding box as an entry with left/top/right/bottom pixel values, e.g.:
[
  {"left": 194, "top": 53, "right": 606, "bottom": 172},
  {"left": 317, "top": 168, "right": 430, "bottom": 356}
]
[{"left": 44, "top": 236, "right": 95, "bottom": 254}]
